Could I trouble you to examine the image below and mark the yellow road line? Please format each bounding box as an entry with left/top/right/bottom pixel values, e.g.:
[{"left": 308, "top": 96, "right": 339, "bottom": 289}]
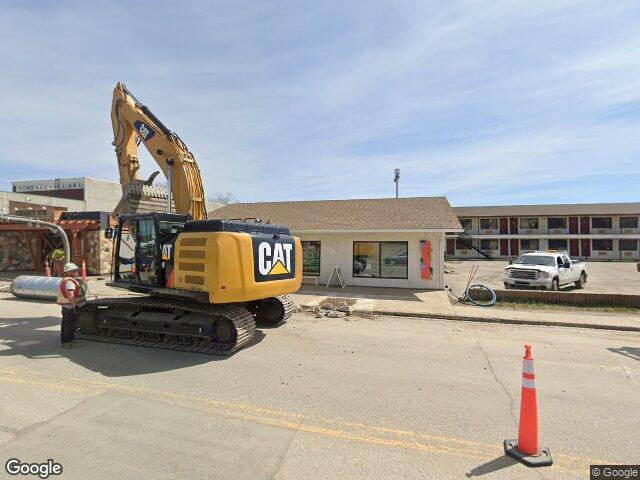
[{"left": 0, "top": 366, "right": 609, "bottom": 475}]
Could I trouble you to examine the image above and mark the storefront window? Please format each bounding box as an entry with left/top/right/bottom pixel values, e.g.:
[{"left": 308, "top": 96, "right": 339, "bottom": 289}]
[
  {"left": 519, "top": 218, "right": 539, "bottom": 229},
  {"left": 592, "top": 239, "right": 613, "bottom": 251},
  {"left": 353, "top": 241, "right": 408, "bottom": 279},
  {"left": 302, "top": 241, "right": 321, "bottom": 276}
]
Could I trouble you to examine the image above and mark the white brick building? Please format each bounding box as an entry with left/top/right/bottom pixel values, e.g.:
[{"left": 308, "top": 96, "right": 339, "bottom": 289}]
[{"left": 214, "top": 197, "right": 462, "bottom": 289}]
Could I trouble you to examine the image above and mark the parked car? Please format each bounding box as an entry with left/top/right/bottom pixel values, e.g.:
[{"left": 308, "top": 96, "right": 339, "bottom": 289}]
[
  {"left": 503, "top": 251, "right": 587, "bottom": 291},
  {"left": 384, "top": 250, "right": 407, "bottom": 265}
]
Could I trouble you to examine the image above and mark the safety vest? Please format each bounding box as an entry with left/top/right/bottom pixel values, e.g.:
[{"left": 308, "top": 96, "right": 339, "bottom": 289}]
[{"left": 56, "top": 277, "right": 88, "bottom": 307}]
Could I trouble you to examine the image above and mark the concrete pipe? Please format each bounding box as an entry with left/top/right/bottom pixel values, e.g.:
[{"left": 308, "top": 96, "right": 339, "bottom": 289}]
[{"left": 10, "top": 275, "right": 63, "bottom": 300}]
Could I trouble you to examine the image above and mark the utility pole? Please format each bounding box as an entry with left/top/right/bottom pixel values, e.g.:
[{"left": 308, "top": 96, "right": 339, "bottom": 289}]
[{"left": 394, "top": 168, "right": 400, "bottom": 198}]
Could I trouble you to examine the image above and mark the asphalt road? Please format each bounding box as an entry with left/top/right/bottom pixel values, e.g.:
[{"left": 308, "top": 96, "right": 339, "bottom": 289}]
[{"left": 0, "top": 292, "right": 638, "bottom": 479}]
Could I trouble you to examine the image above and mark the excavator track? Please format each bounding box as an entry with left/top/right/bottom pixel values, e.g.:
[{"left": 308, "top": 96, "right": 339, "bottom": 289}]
[
  {"left": 250, "top": 294, "right": 297, "bottom": 327},
  {"left": 76, "top": 296, "right": 255, "bottom": 355}
]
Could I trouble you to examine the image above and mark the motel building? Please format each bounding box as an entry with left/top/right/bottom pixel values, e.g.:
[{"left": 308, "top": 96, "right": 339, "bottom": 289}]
[
  {"left": 214, "top": 197, "right": 462, "bottom": 289},
  {"left": 449, "top": 203, "right": 640, "bottom": 261}
]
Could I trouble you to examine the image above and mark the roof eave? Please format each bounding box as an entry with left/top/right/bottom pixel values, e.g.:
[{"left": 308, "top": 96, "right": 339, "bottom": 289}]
[{"left": 292, "top": 228, "right": 464, "bottom": 233}]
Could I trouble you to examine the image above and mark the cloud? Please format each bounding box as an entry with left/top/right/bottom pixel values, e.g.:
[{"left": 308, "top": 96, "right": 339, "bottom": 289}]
[{"left": 0, "top": 0, "right": 638, "bottom": 206}]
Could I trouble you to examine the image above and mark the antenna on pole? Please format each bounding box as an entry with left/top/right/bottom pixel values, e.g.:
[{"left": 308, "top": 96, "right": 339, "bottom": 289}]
[{"left": 394, "top": 168, "right": 400, "bottom": 198}]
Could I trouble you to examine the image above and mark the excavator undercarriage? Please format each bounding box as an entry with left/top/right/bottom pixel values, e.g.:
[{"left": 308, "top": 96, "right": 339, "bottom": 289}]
[{"left": 77, "top": 294, "right": 295, "bottom": 355}]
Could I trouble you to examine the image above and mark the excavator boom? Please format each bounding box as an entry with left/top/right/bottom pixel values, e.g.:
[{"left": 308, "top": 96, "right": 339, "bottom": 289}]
[{"left": 111, "top": 82, "right": 207, "bottom": 220}]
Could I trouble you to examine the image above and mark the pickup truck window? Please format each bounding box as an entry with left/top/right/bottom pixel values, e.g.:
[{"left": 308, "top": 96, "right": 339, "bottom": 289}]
[
  {"left": 556, "top": 257, "right": 563, "bottom": 266},
  {"left": 514, "top": 255, "right": 555, "bottom": 266}
]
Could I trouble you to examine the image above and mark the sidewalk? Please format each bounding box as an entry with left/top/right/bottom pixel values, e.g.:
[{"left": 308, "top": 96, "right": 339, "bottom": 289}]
[{"left": 292, "top": 285, "right": 640, "bottom": 332}]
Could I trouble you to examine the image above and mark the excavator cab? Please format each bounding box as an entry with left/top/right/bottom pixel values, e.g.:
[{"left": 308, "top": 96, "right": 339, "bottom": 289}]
[{"left": 111, "top": 213, "right": 189, "bottom": 292}]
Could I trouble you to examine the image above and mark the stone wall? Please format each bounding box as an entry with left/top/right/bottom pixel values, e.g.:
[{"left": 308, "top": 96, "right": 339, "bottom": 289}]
[
  {"left": 0, "top": 232, "right": 32, "bottom": 271},
  {"left": 83, "top": 230, "right": 114, "bottom": 275}
]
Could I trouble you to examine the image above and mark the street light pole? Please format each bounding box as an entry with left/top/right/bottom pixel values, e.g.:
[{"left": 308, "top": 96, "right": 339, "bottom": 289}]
[{"left": 394, "top": 168, "right": 400, "bottom": 198}]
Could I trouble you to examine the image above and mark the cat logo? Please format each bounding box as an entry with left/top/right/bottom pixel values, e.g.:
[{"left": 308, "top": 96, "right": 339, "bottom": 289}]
[
  {"left": 258, "top": 242, "right": 292, "bottom": 275},
  {"left": 133, "top": 120, "right": 156, "bottom": 141},
  {"left": 253, "top": 236, "right": 296, "bottom": 282},
  {"left": 161, "top": 244, "right": 173, "bottom": 261}
]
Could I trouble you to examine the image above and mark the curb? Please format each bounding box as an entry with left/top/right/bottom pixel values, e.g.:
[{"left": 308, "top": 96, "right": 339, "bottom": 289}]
[{"left": 300, "top": 304, "right": 640, "bottom": 333}]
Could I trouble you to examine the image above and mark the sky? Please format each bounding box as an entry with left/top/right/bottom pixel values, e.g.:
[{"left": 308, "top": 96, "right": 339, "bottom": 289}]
[{"left": 0, "top": 0, "right": 639, "bottom": 206}]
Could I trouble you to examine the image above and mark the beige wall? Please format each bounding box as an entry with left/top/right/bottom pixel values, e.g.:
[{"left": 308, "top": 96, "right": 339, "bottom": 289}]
[
  {"left": 296, "top": 231, "right": 445, "bottom": 289},
  {"left": 84, "top": 178, "right": 123, "bottom": 212}
]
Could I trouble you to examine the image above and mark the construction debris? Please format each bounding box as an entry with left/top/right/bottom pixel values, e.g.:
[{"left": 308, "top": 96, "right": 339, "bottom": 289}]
[{"left": 306, "top": 297, "right": 355, "bottom": 318}]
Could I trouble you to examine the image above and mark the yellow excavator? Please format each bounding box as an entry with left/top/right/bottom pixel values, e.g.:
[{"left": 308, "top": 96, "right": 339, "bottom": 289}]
[{"left": 77, "top": 83, "right": 302, "bottom": 354}]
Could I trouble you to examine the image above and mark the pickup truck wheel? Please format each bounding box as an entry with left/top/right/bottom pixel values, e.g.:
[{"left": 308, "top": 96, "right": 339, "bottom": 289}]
[
  {"left": 550, "top": 278, "right": 559, "bottom": 292},
  {"left": 575, "top": 272, "right": 587, "bottom": 289}
]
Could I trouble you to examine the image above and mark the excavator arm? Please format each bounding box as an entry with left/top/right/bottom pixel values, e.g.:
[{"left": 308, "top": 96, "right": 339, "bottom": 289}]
[{"left": 111, "top": 82, "right": 207, "bottom": 220}]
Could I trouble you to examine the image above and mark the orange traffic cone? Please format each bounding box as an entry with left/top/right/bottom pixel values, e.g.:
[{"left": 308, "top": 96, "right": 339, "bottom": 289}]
[
  {"left": 504, "top": 344, "right": 553, "bottom": 467},
  {"left": 81, "top": 259, "right": 87, "bottom": 281},
  {"left": 44, "top": 259, "right": 51, "bottom": 278}
]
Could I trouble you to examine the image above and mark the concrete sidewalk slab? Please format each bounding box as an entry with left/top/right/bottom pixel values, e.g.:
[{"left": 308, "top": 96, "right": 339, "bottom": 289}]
[{"left": 291, "top": 288, "right": 640, "bottom": 332}]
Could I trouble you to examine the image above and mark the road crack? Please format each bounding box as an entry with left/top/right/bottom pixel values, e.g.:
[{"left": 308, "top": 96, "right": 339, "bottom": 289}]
[{"left": 475, "top": 336, "right": 517, "bottom": 426}]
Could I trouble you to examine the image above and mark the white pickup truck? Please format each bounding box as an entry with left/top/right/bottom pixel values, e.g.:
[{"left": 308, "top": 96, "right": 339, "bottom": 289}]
[{"left": 503, "top": 251, "right": 587, "bottom": 291}]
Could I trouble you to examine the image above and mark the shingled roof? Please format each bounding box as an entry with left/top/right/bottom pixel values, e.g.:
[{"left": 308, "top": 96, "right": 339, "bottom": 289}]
[{"left": 212, "top": 197, "right": 462, "bottom": 232}]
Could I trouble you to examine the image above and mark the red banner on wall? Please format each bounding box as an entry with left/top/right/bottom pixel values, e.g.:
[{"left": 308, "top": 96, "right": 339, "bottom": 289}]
[{"left": 420, "top": 240, "right": 432, "bottom": 280}]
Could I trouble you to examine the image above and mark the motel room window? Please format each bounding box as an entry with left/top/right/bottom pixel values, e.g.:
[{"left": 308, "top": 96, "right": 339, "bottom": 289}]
[
  {"left": 459, "top": 218, "right": 472, "bottom": 232},
  {"left": 455, "top": 239, "right": 468, "bottom": 250},
  {"left": 548, "top": 217, "right": 567, "bottom": 229},
  {"left": 301, "top": 241, "right": 321, "bottom": 276},
  {"left": 548, "top": 239, "right": 568, "bottom": 251},
  {"left": 519, "top": 217, "right": 539, "bottom": 230},
  {"left": 479, "top": 239, "right": 498, "bottom": 251},
  {"left": 353, "top": 241, "right": 408, "bottom": 279},
  {"left": 520, "top": 239, "right": 540, "bottom": 251},
  {"left": 479, "top": 218, "right": 498, "bottom": 230},
  {"left": 591, "top": 217, "right": 612, "bottom": 229},
  {"left": 592, "top": 239, "right": 613, "bottom": 251},
  {"left": 620, "top": 217, "right": 639, "bottom": 229},
  {"left": 619, "top": 239, "right": 638, "bottom": 251}
]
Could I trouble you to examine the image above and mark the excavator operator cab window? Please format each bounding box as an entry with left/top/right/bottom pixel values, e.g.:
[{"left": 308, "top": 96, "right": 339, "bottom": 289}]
[
  {"left": 158, "top": 221, "right": 184, "bottom": 234},
  {"left": 138, "top": 218, "right": 158, "bottom": 284},
  {"left": 117, "top": 220, "right": 137, "bottom": 281}
]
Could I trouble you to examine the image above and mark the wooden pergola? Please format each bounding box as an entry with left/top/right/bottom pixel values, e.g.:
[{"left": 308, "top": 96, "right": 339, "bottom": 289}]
[{"left": 0, "top": 219, "right": 102, "bottom": 273}]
